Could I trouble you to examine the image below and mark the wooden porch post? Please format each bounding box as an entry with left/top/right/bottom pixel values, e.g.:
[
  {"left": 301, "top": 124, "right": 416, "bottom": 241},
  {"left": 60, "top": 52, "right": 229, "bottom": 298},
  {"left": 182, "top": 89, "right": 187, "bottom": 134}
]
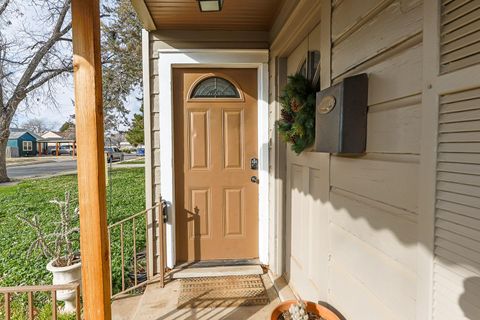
[
  {"left": 71, "top": 0, "right": 112, "bottom": 319},
  {"left": 55, "top": 142, "right": 59, "bottom": 156}
]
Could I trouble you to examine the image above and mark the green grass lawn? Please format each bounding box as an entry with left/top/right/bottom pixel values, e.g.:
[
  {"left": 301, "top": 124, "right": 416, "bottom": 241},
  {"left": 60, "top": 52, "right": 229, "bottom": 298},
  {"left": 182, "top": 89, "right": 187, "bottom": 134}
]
[
  {"left": 123, "top": 160, "right": 145, "bottom": 164},
  {"left": 120, "top": 157, "right": 145, "bottom": 165},
  {"left": 0, "top": 167, "right": 145, "bottom": 318}
]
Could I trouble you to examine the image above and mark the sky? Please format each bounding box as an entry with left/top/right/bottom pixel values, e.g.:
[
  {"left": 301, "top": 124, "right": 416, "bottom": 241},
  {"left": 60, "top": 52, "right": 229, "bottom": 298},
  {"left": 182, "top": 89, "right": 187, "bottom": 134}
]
[
  {"left": 4, "top": 0, "right": 141, "bottom": 132},
  {"left": 13, "top": 76, "right": 141, "bottom": 132}
]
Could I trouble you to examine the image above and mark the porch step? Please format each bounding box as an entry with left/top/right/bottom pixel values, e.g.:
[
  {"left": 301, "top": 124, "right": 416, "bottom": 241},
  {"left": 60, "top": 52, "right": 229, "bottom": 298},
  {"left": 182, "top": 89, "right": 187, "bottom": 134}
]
[{"left": 172, "top": 265, "right": 263, "bottom": 279}]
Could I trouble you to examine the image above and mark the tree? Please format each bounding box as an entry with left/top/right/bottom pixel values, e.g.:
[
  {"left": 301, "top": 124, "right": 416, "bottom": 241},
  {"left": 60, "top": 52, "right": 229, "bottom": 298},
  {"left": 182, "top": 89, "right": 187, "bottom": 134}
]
[
  {"left": 101, "top": 0, "right": 142, "bottom": 135},
  {"left": 0, "top": 0, "right": 142, "bottom": 182},
  {"left": 125, "top": 107, "right": 143, "bottom": 147},
  {"left": 21, "top": 118, "right": 54, "bottom": 134},
  {"left": 59, "top": 121, "right": 74, "bottom": 132},
  {"left": 0, "top": 0, "right": 72, "bottom": 182},
  {"left": 59, "top": 114, "right": 75, "bottom": 132}
]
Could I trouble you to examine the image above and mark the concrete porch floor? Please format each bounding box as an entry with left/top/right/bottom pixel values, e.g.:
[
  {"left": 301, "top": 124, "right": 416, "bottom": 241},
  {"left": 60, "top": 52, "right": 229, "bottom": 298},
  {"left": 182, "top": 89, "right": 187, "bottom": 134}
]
[{"left": 112, "top": 272, "right": 296, "bottom": 320}]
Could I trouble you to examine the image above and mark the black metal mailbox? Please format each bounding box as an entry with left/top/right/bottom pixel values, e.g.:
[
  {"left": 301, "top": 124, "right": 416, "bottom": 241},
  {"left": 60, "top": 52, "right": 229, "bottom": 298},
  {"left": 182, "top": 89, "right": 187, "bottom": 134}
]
[{"left": 315, "top": 73, "right": 368, "bottom": 154}]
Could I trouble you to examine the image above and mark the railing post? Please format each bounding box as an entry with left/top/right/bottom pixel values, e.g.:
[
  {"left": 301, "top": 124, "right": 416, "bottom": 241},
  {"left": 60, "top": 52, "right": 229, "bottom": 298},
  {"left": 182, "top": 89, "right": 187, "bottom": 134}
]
[
  {"left": 146, "top": 201, "right": 155, "bottom": 280},
  {"left": 71, "top": 0, "right": 112, "bottom": 319},
  {"left": 51, "top": 290, "right": 57, "bottom": 319},
  {"left": 75, "top": 285, "right": 81, "bottom": 320},
  {"left": 28, "top": 292, "right": 34, "bottom": 320},
  {"left": 4, "top": 292, "right": 10, "bottom": 320},
  {"left": 157, "top": 197, "right": 165, "bottom": 287}
]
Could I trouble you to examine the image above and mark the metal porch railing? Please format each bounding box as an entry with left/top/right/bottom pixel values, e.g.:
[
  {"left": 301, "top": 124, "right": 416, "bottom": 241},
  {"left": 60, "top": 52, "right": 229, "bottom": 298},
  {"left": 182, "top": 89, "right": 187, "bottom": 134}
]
[
  {"left": 0, "top": 283, "right": 81, "bottom": 320},
  {"left": 108, "top": 198, "right": 167, "bottom": 299},
  {"left": 0, "top": 200, "right": 166, "bottom": 317}
]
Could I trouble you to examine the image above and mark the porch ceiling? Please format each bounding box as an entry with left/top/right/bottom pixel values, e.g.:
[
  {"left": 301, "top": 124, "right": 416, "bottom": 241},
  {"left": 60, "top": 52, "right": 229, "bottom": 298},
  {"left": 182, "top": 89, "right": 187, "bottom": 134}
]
[{"left": 133, "top": 0, "right": 285, "bottom": 31}]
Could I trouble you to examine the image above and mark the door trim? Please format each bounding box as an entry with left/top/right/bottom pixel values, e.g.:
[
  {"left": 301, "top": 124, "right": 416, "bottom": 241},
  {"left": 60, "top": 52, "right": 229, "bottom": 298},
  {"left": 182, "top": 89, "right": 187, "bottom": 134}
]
[{"left": 157, "top": 49, "right": 269, "bottom": 268}]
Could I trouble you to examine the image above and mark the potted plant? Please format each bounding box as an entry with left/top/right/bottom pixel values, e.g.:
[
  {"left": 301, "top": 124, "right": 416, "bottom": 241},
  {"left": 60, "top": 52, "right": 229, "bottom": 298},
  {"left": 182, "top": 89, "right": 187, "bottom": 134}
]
[
  {"left": 271, "top": 300, "right": 341, "bottom": 320},
  {"left": 17, "top": 191, "right": 81, "bottom": 314}
]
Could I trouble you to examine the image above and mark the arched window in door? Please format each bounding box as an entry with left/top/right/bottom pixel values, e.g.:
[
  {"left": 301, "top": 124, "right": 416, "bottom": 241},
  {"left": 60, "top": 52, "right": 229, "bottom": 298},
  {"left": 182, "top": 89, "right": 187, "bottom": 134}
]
[{"left": 190, "top": 77, "right": 240, "bottom": 99}]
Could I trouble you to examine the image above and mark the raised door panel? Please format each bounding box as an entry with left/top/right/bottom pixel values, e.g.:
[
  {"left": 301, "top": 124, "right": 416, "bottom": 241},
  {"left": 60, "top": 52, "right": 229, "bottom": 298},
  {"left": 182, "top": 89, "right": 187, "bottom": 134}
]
[
  {"left": 224, "top": 188, "right": 245, "bottom": 237},
  {"left": 189, "top": 188, "right": 211, "bottom": 239},
  {"left": 188, "top": 110, "right": 210, "bottom": 170},
  {"left": 223, "top": 109, "right": 244, "bottom": 169}
]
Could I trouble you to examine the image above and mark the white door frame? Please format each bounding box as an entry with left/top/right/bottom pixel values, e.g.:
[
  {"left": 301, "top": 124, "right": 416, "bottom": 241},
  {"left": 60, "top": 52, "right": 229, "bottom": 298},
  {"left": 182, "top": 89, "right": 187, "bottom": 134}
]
[{"left": 157, "top": 49, "right": 269, "bottom": 268}]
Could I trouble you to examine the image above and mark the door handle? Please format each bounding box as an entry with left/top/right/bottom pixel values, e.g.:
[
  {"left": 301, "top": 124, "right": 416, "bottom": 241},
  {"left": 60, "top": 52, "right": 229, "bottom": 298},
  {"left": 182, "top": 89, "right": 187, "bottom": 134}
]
[{"left": 251, "top": 176, "right": 259, "bottom": 184}]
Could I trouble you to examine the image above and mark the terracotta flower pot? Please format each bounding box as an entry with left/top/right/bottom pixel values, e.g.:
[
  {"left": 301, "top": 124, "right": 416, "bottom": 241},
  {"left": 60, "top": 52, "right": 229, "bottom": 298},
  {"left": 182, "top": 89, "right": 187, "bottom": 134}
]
[{"left": 271, "top": 300, "right": 340, "bottom": 320}]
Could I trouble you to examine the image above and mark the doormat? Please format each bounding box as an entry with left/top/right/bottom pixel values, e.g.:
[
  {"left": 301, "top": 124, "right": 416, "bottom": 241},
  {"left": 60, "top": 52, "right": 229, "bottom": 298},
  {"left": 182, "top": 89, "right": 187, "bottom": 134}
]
[{"left": 177, "top": 275, "right": 270, "bottom": 308}]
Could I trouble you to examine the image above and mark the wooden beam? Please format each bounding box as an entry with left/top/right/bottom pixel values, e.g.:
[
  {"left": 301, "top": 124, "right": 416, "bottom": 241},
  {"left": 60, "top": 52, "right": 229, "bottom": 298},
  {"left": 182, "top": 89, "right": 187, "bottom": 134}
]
[
  {"left": 131, "top": 0, "right": 157, "bottom": 31},
  {"left": 71, "top": 1, "right": 111, "bottom": 319}
]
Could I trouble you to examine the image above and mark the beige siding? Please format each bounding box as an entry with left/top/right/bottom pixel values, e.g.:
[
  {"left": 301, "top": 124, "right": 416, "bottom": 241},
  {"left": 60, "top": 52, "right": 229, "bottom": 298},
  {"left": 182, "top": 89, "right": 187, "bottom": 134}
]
[{"left": 281, "top": 1, "right": 422, "bottom": 319}]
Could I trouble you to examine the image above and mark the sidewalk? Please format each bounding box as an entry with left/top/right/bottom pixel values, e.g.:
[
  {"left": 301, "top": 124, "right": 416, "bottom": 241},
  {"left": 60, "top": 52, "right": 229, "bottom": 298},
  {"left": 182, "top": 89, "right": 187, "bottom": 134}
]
[{"left": 6, "top": 156, "right": 76, "bottom": 167}]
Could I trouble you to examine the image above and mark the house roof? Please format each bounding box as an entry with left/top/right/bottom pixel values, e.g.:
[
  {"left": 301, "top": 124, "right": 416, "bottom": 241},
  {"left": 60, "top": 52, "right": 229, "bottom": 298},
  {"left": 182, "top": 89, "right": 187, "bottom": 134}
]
[
  {"left": 133, "top": 0, "right": 285, "bottom": 31},
  {"left": 41, "top": 131, "right": 63, "bottom": 138},
  {"left": 37, "top": 137, "right": 75, "bottom": 143},
  {"left": 8, "top": 131, "right": 37, "bottom": 140}
]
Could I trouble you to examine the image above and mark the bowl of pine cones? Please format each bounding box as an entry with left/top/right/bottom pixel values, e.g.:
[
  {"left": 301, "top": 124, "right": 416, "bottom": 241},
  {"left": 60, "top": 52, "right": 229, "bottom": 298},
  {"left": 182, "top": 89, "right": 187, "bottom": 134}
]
[{"left": 271, "top": 300, "right": 341, "bottom": 320}]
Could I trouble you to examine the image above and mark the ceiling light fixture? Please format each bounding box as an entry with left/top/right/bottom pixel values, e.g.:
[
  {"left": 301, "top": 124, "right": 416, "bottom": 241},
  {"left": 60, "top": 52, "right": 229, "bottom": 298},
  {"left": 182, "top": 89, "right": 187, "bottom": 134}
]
[{"left": 198, "top": 0, "right": 223, "bottom": 12}]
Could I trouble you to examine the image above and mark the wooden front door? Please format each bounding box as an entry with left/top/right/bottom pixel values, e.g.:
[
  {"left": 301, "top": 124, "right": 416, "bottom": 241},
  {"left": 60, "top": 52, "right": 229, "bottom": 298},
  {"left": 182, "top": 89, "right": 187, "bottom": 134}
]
[{"left": 174, "top": 68, "right": 259, "bottom": 263}]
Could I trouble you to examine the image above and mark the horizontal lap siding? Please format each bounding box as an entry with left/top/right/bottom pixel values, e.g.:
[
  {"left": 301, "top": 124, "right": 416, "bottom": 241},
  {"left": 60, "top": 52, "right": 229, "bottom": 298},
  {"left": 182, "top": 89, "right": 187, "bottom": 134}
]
[
  {"left": 330, "top": 1, "right": 422, "bottom": 319},
  {"left": 433, "top": 88, "right": 480, "bottom": 320},
  {"left": 285, "top": 1, "right": 422, "bottom": 319}
]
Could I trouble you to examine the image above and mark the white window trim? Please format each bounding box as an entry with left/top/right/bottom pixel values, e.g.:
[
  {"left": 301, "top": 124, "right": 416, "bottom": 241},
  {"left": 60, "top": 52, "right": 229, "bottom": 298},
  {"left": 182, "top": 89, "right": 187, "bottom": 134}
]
[
  {"left": 157, "top": 49, "right": 269, "bottom": 268},
  {"left": 23, "top": 140, "right": 33, "bottom": 151}
]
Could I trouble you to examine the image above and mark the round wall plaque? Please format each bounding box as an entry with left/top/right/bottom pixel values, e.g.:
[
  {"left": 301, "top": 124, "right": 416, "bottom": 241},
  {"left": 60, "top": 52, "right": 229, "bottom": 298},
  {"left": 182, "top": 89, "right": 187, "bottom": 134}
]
[{"left": 318, "top": 95, "right": 336, "bottom": 114}]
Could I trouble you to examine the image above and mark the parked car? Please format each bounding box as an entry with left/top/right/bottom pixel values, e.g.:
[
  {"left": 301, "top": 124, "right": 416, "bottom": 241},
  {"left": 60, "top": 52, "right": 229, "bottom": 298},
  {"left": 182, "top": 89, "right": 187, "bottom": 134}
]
[
  {"left": 104, "top": 147, "right": 124, "bottom": 163},
  {"left": 51, "top": 145, "right": 76, "bottom": 156},
  {"left": 136, "top": 147, "right": 145, "bottom": 156}
]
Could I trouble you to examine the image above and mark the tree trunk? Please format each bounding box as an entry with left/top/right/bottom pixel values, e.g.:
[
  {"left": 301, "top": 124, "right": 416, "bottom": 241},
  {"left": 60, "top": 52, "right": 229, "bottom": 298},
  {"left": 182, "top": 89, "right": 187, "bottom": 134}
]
[{"left": 0, "top": 129, "right": 10, "bottom": 183}]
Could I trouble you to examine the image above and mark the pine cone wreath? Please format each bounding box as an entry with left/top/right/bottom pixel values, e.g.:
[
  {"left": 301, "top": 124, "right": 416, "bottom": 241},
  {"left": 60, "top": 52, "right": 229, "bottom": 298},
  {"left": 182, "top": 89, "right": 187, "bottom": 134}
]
[
  {"left": 281, "top": 109, "right": 294, "bottom": 123},
  {"left": 290, "top": 98, "right": 301, "bottom": 112}
]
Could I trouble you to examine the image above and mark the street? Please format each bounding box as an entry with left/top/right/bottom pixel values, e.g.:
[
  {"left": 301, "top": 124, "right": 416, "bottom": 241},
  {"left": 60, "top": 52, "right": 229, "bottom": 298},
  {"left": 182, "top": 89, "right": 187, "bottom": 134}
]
[
  {"left": 6, "top": 154, "right": 140, "bottom": 180},
  {"left": 7, "top": 159, "right": 78, "bottom": 179}
]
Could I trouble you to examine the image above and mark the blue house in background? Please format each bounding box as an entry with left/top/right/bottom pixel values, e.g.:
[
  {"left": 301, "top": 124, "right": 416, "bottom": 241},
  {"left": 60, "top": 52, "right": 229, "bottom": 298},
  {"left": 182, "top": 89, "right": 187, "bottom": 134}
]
[{"left": 7, "top": 131, "right": 38, "bottom": 157}]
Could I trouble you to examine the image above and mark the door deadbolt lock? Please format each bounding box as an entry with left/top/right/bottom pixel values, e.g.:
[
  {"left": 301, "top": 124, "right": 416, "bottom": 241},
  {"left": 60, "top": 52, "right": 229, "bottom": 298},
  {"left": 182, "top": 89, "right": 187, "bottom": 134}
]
[
  {"left": 251, "top": 176, "right": 259, "bottom": 184},
  {"left": 250, "top": 157, "right": 258, "bottom": 170}
]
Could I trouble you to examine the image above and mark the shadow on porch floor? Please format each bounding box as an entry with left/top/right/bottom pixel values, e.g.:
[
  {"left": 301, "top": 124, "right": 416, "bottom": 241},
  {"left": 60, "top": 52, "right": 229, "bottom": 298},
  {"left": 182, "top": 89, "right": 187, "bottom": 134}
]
[{"left": 112, "top": 273, "right": 295, "bottom": 320}]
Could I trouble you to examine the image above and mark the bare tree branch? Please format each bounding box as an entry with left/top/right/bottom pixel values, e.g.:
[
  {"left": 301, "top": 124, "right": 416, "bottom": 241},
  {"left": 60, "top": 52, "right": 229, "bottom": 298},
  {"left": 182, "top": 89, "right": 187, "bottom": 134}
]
[
  {"left": 0, "top": 0, "right": 10, "bottom": 17},
  {"left": 7, "top": 0, "right": 71, "bottom": 114},
  {"left": 25, "top": 65, "right": 71, "bottom": 94}
]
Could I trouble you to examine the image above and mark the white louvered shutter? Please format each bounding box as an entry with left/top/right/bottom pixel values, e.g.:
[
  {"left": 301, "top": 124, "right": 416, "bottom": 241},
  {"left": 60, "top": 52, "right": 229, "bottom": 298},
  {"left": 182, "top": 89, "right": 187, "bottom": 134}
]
[
  {"left": 433, "top": 88, "right": 480, "bottom": 319},
  {"left": 440, "top": 0, "right": 480, "bottom": 73}
]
